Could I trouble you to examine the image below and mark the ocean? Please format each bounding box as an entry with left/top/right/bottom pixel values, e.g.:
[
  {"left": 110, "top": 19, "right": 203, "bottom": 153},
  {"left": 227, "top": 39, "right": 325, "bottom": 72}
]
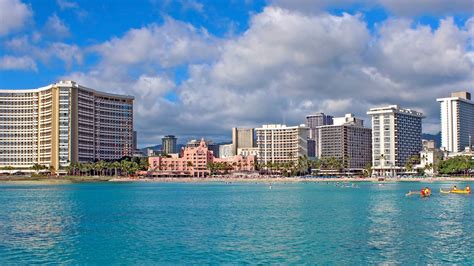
[{"left": 0, "top": 181, "right": 472, "bottom": 264}]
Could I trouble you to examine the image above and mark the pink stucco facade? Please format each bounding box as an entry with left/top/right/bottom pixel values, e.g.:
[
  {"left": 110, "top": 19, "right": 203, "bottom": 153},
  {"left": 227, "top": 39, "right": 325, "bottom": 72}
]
[
  {"left": 213, "top": 155, "right": 255, "bottom": 172},
  {"left": 147, "top": 138, "right": 256, "bottom": 177}
]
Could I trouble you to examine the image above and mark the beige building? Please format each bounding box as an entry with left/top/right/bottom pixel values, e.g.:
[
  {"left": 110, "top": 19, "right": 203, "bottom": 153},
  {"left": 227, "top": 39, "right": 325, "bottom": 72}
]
[
  {"left": 256, "top": 124, "right": 308, "bottom": 165},
  {"left": 232, "top": 128, "right": 255, "bottom": 154},
  {"left": 318, "top": 114, "right": 372, "bottom": 173},
  {"left": 0, "top": 80, "right": 134, "bottom": 170}
]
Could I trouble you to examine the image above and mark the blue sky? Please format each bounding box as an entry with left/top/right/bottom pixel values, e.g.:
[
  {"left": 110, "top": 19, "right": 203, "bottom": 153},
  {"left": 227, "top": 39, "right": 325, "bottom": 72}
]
[{"left": 0, "top": 0, "right": 473, "bottom": 147}]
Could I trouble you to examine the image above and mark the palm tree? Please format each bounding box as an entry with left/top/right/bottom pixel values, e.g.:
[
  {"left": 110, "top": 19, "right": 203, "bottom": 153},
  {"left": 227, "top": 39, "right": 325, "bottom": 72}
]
[
  {"left": 31, "top": 163, "right": 44, "bottom": 174},
  {"left": 424, "top": 163, "right": 433, "bottom": 176},
  {"left": 120, "top": 160, "right": 130, "bottom": 177}
]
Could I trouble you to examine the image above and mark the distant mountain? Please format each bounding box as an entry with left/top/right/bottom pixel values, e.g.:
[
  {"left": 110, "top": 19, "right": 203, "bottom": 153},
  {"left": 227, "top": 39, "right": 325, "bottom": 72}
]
[
  {"left": 422, "top": 132, "right": 441, "bottom": 148},
  {"left": 140, "top": 141, "right": 231, "bottom": 153},
  {"left": 140, "top": 145, "right": 161, "bottom": 152},
  {"left": 140, "top": 144, "right": 186, "bottom": 153}
]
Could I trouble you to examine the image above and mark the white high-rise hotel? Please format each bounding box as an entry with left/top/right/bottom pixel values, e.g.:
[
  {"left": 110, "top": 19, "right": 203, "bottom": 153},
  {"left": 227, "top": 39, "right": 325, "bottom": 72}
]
[
  {"left": 367, "top": 105, "right": 424, "bottom": 176},
  {"left": 0, "top": 81, "right": 134, "bottom": 170},
  {"left": 437, "top": 92, "right": 474, "bottom": 153},
  {"left": 256, "top": 124, "right": 308, "bottom": 165}
]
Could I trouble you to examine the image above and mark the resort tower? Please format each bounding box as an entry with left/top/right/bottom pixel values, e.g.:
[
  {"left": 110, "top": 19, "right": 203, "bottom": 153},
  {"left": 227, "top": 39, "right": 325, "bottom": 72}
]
[
  {"left": 0, "top": 80, "right": 134, "bottom": 171},
  {"left": 367, "top": 105, "right": 424, "bottom": 177}
]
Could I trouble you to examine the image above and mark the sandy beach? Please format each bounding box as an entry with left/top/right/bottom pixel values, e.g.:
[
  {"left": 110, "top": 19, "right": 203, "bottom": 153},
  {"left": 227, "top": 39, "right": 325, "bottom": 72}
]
[
  {"left": 1, "top": 176, "right": 473, "bottom": 184},
  {"left": 108, "top": 176, "right": 474, "bottom": 183}
]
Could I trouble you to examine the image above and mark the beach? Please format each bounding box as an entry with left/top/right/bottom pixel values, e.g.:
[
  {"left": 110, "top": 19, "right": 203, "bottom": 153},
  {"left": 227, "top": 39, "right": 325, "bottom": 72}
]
[
  {"left": 108, "top": 176, "right": 474, "bottom": 183},
  {"left": 1, "top": 175, "right": 473, "bottom": 185}
]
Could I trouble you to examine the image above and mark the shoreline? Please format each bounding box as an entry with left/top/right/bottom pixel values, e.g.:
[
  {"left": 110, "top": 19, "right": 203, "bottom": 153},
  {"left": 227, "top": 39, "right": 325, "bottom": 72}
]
[
  {"left": 0, "top": 176, "right": 473, "bottom": 185},
  {"left": 109, "top": 177, "right": 474, "bottom": 183}
]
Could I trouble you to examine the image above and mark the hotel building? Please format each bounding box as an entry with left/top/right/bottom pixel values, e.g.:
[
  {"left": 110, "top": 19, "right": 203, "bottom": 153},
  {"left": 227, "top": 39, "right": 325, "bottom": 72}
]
[
  {"left": 436, "top": 92, "right": 474, "bottom": 153},
  {"left": 162, "top": 135, "right": 178, "bottom": 154},
  {"left": 306, "top": 113, "right": 333, "bottom": 157},
  {"left": 147, "top": 139, "right": 255, "bottom": 177},
  {"left": 367, "top": 105, "right": 424, "bottom": 176},
  {"left": 318, "top": 114, "right": 372, "bottom": 173},
  {"left": 219, "top": 143, "right": 234, "bottom": 158},
  {"left": 232, "top": 128, "right": 255, "bottom": 155},
  {"left": 0, "top": 80, "right": 134, "bottom": 170},
  {"left": 256, "top": 124, "right": 308, "bottom": 165}
]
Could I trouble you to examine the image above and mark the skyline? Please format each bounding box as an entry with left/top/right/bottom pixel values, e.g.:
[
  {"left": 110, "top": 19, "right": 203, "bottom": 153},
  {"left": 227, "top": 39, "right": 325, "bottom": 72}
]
[{"left": 0, "top": 0, "right": 473, "bottom": 147}]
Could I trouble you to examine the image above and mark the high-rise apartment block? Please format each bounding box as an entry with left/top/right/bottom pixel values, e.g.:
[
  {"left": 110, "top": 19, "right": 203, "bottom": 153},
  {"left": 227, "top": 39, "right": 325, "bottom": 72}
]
[
  {"left": 436, "top": 92, "right": 474, "bottom": 152},
  {"left": 367, "top": 105, "right": 424, "bottom": 176},
  {"left": 306, "top": 113, "right": 333, "bottom": 157},
  {"left": 318, "top": 114, "right": 372, "bottom": 172},
  {"left": 256, "top": 124, "right": 308, "bottom": 165},
  {"left": 0, "top": 80, "right": 134, "bottom": 170},
  {"left": 232, "top": 128, "right": 255, "bottom": 155},
  {"left": 162, "top": 135, "right": 178, "bottom": 154}
]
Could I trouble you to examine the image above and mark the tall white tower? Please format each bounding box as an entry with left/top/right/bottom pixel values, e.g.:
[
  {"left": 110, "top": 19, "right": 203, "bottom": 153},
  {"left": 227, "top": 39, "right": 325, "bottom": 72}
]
[
  {"left": 367, "top": 105, "right": 424, "bottom": 177},
  {"left": 436, "top": 92, "right": 474, "bottom": 153}
]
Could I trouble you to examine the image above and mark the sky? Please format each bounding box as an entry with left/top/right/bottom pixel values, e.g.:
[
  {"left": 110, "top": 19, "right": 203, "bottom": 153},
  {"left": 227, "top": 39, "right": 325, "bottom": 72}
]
[{"left": 0, "top": 0, "right": 473, "bottom": 147}]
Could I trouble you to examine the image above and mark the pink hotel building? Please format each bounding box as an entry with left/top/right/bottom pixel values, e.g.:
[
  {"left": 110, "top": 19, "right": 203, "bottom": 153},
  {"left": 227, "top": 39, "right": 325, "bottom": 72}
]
[{"left": 147, "top": 139, "right": 255, "bottom": 177}]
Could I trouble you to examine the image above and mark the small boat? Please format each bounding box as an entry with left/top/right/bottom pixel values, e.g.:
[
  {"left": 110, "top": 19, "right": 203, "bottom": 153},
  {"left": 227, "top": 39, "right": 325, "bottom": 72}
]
[{"left": 440, "top": 188, "right": 471, "bottom": 194}]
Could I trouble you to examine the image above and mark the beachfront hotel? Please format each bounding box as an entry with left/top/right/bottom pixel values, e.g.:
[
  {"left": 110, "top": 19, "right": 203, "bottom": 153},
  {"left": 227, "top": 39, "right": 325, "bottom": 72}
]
[
  {"left": 437, "top": 92, "right": 474, "bottom": 153},
  {"left": 256, "top": 124, "right": 308, "bottom": 165},
  {"left": 162, "top": 135, "right": 178, "bottom": 154},
  {"left": 232, "top": 127, "right": 255, "bottom": 155},
  {"left": 318, "top": 114, "right": 372, "bottom": 173},
  {"left": 0, "top": 80, "right": 134, "bottom": 170},
  {"left": 147, "top": 138, "right": 255, "bottom": 177},
  {"left": 306, "top": 113, "right": 333, "bottom": 157},
  {"left": 367, "top": 105, "right": 424, "bottom": 176}
]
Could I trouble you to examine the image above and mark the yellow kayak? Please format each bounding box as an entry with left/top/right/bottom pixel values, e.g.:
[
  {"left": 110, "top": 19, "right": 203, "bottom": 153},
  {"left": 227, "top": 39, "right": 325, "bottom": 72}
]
[{"left": 440, "top": 188, "right": 471, "bottom": 194}]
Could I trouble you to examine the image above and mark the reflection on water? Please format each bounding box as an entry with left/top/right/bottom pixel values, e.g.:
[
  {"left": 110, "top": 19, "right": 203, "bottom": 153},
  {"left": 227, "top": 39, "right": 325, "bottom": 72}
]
[
  {"left": 429, "top": 193, "right": 470, "bottom": 263},
  {"left": 0, "top": 186, "right": 78, "bottom": 263},
  {"left": 367, "top": 183, "right": 403, "bottom": 264}
]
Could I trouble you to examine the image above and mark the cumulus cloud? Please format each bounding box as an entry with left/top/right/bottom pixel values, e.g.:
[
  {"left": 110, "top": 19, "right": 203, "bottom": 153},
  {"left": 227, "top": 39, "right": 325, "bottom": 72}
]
[
  {"left": 373, "top": 17, "right": 473, "bottom": 86},
  {"left": 4, "top": 36, "right": 83, "bottom": 68},
  {"left": 0, "top": 0, "right": 32, "bottom": 36},
  {"left": 0, "top": 55, "right": 37, "bottom": 71},
  {"left": 93, "top": 17, "right": 220, "bottom": 67},
  {"left": 61, "top": 7, "right": 473, "bottom": 146}
]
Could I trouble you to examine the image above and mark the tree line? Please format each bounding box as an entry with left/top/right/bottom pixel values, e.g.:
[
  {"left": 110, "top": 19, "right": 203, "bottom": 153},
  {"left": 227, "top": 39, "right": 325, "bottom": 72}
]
[{"left": 66, "top": 157, "right": 149, "bottom": 177}]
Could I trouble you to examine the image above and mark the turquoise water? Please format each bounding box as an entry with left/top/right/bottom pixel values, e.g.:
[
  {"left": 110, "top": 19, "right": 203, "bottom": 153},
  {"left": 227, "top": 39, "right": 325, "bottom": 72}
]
[{"left": 0, "top": 181, "right": 473, "bottom": 264}]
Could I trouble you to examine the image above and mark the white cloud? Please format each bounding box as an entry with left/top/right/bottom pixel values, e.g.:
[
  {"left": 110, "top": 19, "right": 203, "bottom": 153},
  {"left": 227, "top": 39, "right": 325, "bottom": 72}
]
[
  {"left": 4, "top": 36, "right": 83, "bottom": 68},
  {"left": 61, "top": 7, "right": 474, "bottom": 146},
  {"left": 0, "top": 0, "right": 32, "bottom": 36},
  {"left": 0, "top": 55, "right": 37, "bottom": 71},
  {"left": 44, "top": 14, "right": 70, "bottom": 39},
  {"left": 93, "top": 17, "right": 220, "bottom": 67},
  {"left": 373, "top": 17, "right": 473, "bottom": 86}
]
